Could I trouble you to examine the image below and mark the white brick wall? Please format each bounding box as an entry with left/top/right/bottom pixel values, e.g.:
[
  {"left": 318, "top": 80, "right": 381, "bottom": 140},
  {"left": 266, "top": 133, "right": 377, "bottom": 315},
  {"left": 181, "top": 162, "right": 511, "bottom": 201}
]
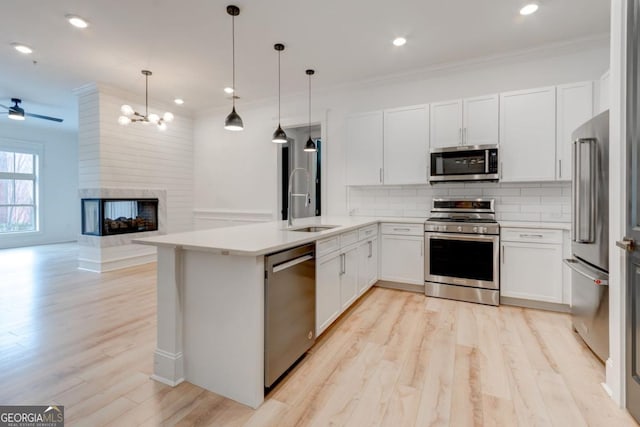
[{"left": 348, "top": 182, "right": 571, "bottom": 223}]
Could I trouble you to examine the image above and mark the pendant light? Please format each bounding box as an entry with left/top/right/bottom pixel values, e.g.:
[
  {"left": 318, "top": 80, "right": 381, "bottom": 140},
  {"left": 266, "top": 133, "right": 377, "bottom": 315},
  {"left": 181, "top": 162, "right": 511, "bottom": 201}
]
[
  {"left": 224, "top": 5, "right": 243, "bottom": 131},
  {"left": 304, "top": 69, "right": 317, "bottom": 152},
  {"left": 118, "top": 70, "right": 174, "bottom": 131},
  {"left": 272, "top": 43, "right": 287, "bottom": 143}
]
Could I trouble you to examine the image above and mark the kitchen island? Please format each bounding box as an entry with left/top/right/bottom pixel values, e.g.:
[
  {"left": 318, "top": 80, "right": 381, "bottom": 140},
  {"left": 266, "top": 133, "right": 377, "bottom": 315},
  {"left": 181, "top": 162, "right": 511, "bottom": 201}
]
[{"left": 134, "top": 216, "right": 423, "bottom": 408}]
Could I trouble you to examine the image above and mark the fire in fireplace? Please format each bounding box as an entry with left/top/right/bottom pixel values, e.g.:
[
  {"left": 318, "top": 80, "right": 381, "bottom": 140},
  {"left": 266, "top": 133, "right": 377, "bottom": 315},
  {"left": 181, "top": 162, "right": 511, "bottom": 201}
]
[{"left": 82, "top": 198, "right": 159, "bottom": 236}]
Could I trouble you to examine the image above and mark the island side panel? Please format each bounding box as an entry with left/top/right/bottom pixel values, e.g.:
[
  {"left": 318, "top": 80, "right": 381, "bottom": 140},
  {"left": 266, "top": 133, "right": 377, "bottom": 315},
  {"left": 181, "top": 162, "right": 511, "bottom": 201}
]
[
  {"left": 182, "top": 250, "right": 265, "bottom": 409},
  {"left": 152, "top": 245, "right": 185, "bottom": 386}
]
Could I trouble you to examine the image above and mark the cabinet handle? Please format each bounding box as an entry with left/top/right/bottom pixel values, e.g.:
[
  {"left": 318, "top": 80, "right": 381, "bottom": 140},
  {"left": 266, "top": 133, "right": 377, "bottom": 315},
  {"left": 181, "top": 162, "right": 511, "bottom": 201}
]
[
  {"left": 368, "top": 241, "right": 373, "bottom": 258},
  {"left": 500, "top": 162, "right": 503, "bottom": 180},
  {"left": 463, "top": 128, "right": 467, "bottom": 145},
  {"left": 393, "top": 228, "right": 411, "bottom": 232},
  {"left": 420, "top": 242, "right": 423, "bottom": 256},
  {"left": 459, "top": 128, "right": 462, "bottom": 145},
  {"left": 501, "top": 245, "right": 504, "bottom": 264},
  {"left": 379, "top": 168, "right": 383, "bottom": 183},
  {"left": 519, "top": 233, "right": 544, "bottom": 239},
  {"left": 559, "top": 159, "right": 562, "bottom": 179},
  {"left": 340, "top": 253, "right": 345, "bottom": 275}
]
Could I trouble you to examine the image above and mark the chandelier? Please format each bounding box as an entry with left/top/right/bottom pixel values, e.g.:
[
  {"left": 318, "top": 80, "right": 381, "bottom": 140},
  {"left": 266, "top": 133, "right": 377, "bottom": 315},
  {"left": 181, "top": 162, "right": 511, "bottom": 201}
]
[{"left": 118, "top": 70, "right": 174, "bottom": 131}]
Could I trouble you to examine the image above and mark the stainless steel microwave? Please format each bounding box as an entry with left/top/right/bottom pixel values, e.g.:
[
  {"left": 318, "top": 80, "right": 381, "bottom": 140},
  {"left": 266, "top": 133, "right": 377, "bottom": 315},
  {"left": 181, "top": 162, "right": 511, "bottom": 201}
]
[{"left": 429, "top": 144, "right": 499, "bottom": 183}]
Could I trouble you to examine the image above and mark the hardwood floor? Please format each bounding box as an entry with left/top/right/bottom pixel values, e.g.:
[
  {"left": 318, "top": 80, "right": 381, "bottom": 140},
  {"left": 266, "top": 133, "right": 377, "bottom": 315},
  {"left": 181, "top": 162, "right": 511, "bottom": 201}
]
[{"left": 0, "top": 243, "right": 636, "bottom": 426}]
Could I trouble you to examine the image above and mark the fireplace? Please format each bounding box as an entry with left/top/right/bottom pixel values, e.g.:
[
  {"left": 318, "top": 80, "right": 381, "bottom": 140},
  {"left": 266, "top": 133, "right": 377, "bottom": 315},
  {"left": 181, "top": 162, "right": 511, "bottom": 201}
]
[{"left": 82, "top": 198, "right": 159, "bottom": 236}]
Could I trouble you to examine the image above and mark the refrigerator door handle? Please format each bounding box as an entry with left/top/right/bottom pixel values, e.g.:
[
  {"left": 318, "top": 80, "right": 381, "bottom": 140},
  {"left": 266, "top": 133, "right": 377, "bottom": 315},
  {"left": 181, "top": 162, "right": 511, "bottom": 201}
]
[
  {"left": 576, "top": 138, "right": 597, "bottom": 243},
  {"left": 572, "top": 139, "right": 579, "bottom": 242}
]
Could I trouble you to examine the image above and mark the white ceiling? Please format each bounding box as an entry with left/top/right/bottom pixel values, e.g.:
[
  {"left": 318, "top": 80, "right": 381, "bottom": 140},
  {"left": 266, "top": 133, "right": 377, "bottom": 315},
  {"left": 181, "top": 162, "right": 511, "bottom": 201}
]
[{"left": 0, "top": 0, "right": 610, "bottom": 131}]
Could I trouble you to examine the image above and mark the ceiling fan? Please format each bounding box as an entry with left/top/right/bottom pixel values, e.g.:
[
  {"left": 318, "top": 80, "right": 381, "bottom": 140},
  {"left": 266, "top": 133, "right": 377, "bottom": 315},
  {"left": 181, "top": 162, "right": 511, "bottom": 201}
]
[{"left": 0, "top": 98, "right": 63, "bottom": 123}]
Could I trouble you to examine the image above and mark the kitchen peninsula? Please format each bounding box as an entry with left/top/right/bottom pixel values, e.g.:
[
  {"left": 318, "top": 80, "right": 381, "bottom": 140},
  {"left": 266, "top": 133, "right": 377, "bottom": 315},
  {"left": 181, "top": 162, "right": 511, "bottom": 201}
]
[{"left": 134, "top": 216, "right": 423, "bottom": 408}]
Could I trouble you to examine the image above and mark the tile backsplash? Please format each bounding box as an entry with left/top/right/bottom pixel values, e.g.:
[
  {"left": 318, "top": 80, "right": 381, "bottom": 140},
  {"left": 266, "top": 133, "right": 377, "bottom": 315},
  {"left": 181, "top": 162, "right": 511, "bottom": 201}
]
[{"left": 348, "top": 182, "right": 571, "bottom": 223}]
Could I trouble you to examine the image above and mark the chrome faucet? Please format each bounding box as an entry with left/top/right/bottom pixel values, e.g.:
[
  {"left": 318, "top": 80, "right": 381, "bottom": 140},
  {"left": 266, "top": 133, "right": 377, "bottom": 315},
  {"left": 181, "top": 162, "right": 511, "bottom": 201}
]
[{"left": 287, "top": 168, "right": 311, "bottom": 227}]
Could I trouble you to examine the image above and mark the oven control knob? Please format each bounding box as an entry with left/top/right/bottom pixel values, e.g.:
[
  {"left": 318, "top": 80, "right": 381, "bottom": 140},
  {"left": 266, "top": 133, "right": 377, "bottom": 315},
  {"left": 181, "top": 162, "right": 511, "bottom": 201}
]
[
  {"left": 482, "top": 227, "right": 488, "bottom": 233},
  {"left": 472, "top": 226, "right": 479, "bottom": 233},
  {"left": 457, "top": 226, "right": 462, "bottom": 232}
]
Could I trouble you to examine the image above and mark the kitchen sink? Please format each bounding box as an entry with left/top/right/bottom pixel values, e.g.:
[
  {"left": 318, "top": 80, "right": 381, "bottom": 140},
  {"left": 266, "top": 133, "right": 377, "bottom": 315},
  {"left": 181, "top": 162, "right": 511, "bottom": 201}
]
[{"left": 288, "top": 225, "right": 339, "bottom": 232}]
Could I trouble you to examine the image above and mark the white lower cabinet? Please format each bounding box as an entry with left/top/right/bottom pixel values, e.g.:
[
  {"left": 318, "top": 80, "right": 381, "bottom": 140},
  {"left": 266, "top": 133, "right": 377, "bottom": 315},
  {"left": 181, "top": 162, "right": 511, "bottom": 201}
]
[
  {"left": 380, "top": 224, "right": 424, "bottom": 286},
  {"left": 316, "top": 253, "right": 341, "bottom": 336},
  {"left": 340, "top": 246, "right": 359, "bottom": 310},
  {"left": 316, "top": 225, "right": 379, "bottom": 336},
  {"left": 500, "top": 228, "right": 564, "bottom": 303},
  {"left": 357, "top": 237, "right": 378, "bottom": 296}
]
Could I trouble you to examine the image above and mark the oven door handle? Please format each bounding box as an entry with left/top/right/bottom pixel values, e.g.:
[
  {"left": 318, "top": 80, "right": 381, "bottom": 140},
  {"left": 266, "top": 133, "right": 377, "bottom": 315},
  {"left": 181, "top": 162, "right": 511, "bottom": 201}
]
[{"left": 426, "top": 232, "right": 498, "bottom": 243}]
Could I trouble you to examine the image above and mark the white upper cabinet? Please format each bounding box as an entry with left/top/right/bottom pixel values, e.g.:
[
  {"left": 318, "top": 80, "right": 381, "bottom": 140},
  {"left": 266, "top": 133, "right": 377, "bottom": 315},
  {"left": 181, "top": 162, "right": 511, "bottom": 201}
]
[
  {"left": 597, "top": 70, "right": 610, "bottom": 114},
  {"left": 430, "top": 100, "right": 463, "bottom": 148},
  {"left": 383, "top": 105, "right": 430, "bottom": 185},
  {"left": 556, "top": 81, "right": 594, "bottom": 181},
  {"left": 500, "top": 86, "right": 557, "bottom": 182},
  {"left": 346, "top": 111, "right": 384, "bottom": 186},
  {"left": 463, "top": 94, "right": 500, "bottom": 146},
  {"left": 430, "top": 95, "right": 499, "bottom": 148}
]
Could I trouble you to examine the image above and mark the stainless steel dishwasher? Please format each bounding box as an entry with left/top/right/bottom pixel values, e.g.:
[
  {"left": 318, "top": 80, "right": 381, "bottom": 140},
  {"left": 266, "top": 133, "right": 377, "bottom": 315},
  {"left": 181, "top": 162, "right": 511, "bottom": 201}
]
[{"left": 264, "top": 243, "right": 316, "bottom": 388}]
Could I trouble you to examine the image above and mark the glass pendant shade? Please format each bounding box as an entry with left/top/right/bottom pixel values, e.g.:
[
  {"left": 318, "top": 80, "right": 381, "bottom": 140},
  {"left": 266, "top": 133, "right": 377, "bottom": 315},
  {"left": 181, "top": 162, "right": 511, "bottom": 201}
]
[
  {"left": 224, "top": 107, "right": 244, "bottom": 131},
  {"left": 304, "top": 136, "right": 317, "bottom": 152},
  {"left": 8, "top": 109, "right": 25, "bottom": 120},
  {"left": 272, "top": 125, "right": 287, "bottom": 143}
]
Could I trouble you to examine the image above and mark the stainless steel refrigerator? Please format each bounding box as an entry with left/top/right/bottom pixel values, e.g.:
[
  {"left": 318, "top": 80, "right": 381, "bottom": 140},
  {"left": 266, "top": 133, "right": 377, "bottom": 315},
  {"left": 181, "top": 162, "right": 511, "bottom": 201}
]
[{"left": 564, "top": 110, "right": 610, "bottom": 362}]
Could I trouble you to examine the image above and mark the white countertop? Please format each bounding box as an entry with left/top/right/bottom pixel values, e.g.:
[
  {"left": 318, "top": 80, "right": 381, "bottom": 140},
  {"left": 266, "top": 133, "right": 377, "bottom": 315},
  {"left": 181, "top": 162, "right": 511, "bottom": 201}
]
[
  {"left": 135, "top": 216, "right": 426, "bottom": 256},
  {"left": 498, "top": 221, "right": 571, "bottom": 230},
  {"left": 134, "top": 215, "right": 570, "bottom": 256}
]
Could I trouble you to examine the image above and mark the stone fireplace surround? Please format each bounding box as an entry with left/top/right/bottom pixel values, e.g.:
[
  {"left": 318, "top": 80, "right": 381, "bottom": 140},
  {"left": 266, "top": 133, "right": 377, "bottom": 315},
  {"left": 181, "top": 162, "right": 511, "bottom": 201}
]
[{"left": 78, "top": 188, "right": 167, "bottom": 272}]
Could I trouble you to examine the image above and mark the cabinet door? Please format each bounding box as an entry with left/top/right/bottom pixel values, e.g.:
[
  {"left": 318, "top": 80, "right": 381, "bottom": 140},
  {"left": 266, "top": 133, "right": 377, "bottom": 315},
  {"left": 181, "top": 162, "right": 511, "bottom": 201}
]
[
  {"left": 500, "top": 241, "right": 563, "bottom": 303},
  {"left": 500, "top": 87, "right": 556, "bottom": 182},
  {"left": 597, "top": 70, "right": 610, "bottom": 114},
  {"left": 340, "top": 247, "right": 359, "bottom": 310},
  {"left": 367, "top": 237, "right": 379, "bottom": 289},
  {"left": 357, "top": 238, "right": 379, "bottom": 296},
  {"left": 380, "top": 235, "right": 424, "bottom": 285},
  {"left": 346, "top": 111, "right": 384, "bottom": 185},
  {"left": 383, "top": 105, "right": 430, "bottom": 184},
  {"left": 430, "top": 100, "right": 463, "bottom": 149},
  {"left": 316, "top": 253, "right": 341, "bottom": 336},
  {"left": 556, "top": 82, "right": 594, "bottom": 181},
  {"left": 463, "top": 94, "right": 499, "bottom": 146}
]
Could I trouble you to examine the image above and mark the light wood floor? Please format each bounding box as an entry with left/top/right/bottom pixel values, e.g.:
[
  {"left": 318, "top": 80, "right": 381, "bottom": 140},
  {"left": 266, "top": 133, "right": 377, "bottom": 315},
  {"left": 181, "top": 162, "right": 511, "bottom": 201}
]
[{"left": 0, "top": 243, "right": 636, "bottom": 426}]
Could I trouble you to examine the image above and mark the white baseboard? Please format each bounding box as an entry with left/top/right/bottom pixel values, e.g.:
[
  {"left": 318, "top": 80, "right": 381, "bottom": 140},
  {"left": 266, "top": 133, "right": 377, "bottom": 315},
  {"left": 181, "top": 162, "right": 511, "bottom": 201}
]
[
  {"left": 152, "top": 349, "right": 184, "bottom": 387},
  {"left": 78, "top": 252, "right": 157, "bottom": 272}
]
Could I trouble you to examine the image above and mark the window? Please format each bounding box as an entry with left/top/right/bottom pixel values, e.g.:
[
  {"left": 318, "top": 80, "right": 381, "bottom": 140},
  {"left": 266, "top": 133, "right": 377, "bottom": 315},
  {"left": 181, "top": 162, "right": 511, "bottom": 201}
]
[{"left": 0, "top": 150, "right": 38, "bottom": 233}]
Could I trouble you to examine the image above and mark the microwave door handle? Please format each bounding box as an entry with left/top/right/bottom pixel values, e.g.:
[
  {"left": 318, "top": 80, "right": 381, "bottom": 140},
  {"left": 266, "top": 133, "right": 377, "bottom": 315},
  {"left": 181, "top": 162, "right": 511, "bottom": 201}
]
[{"left": 485, "top": 150, "right": 489, "bottom": 173}]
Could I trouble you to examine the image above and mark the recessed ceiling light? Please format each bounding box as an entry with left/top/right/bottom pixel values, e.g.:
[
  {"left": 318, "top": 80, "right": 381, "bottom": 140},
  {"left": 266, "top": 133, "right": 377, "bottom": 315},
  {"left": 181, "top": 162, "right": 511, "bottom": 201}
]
[
  {"left": 11, "top": 43, "right": 33, "bottom": 54},
  {"left": 66, "top": 14, "right": 89, "bottom": 28},
  {"left": 520, "top": 3, "right": 539, "bottom": 15},
  {"left": 224, "top": 87, "right": 234, "bottom": 94},
  {"left": 174, "top": 98, "right": 184, "bottom": 105},
  {"left": 393, "top": 37, "right": 407, "bottom": 47}
]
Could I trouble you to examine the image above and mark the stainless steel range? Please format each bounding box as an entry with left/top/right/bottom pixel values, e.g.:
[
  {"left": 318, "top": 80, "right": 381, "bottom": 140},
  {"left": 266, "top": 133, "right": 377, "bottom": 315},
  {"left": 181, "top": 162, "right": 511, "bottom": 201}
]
[{"left": 424, "top": 198, "right": 500, "bottom": 306}]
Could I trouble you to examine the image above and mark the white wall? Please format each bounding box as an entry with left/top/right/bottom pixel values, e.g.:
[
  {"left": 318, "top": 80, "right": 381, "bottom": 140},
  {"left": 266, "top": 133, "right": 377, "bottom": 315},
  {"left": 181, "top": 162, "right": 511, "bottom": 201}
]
[
  {"left": 75, "top": 83, "right": 194, "bottom": 271},
  {"left": 193, "top": 37, "right": 610, "bottom": 219},
  {"left": 0, "top": 122, "right": 78, "bottom": 249}
]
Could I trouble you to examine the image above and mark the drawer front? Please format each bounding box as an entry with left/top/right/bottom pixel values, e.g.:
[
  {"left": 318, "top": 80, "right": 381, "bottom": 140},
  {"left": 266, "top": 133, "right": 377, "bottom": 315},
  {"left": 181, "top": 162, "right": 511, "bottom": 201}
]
[
  {"left": 501, "top": 228, "right": 563, "bottom": 244},
  {"left": 340, "top": 230, "right": 359, "bottom": 248},
  {"left": 381, "top": 223, "right": 424, "bottom": 236},
  {"left": 316, "top": 236, "right": 340, "bottom": 258},
  {"left": 358, "top": 224, "right": 378, "bottom": 241}
]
